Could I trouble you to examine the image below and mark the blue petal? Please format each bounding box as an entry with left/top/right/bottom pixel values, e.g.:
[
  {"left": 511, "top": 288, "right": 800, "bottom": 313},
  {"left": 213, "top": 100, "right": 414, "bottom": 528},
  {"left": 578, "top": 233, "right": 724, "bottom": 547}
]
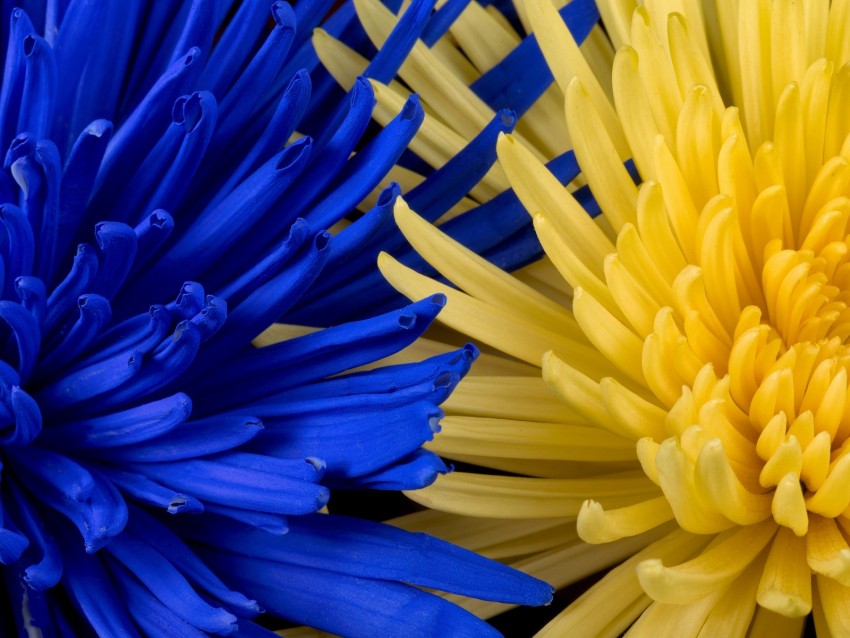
[
  {"left": 203, "top": 68, "right": 312, "bottom": 210},
  {"left": 365, "top": 0, "right": 435, "bottom": 84},
  {"left": 17, "top": 33, "right": 55, "bottom": 140},
  {"left": 106, "top": 533, "right": 239, "bottom": 635},
  {"left": 5, "top": 480, "right": 62, "bottom": 590},
  {"left": 35, "top": 345, "right": 141, "bottom": 413},
  {"left": 126, "top": 506, "right": 261, "bottom": 617},
  {"left": 57, "top": 119, "right": 112, "bottom": 245},
  {"left": 0, "top": 9, "right": 35, "bottom": 150},
  {"left": 0, "top": 204, "right": 34, "bottom": 298},
  {"left": 204, "top": 550, "right": 504, "bottom": 638},
  {"left": 0, "top": 299, "right": 40, "bottom": 381},
  {"left": 201, "top": 505, "right": 290, "bottom": 535},
  {"left": 37, "top": 392, "right": 192, "bottom": 449},
  {"left": 308, "top": 93, "right": 424, "bottom": 230},
  {"left": 94, "top": 46, "right": 203, "bottom": 206},
  {"left": 215, "top": 3, "right": 295, "bottom": 142},
  {"left": 132, "top": 209, "right": 174, "bottom": 271},
  {"left": 125, "top": 456, "right": 329, "bottom": 515},
  {"left": 117, "top": 568, "right": 211, "bottom": 638},
  {"left": 335, "top": 448, "right": 450, "bottom": 490},
  {"left": 193, "top": 231, "right": 329, "bottom": 366},
  {"left": 198, "top": 1, "right": 273, "bottom": 97},
  {"left": 190, "top": 295, "right": 445, "bottom": 412},
  {"left": 95, "top": 465, "right": 203, "bottom": 515},
  {"left": 471, "top": 0, "right": 598, "bottom": 115},
  {"left": 104, "top": 415, "right": 263, "bottom": 463},
  {"left": 98, "top": 320, "right": 201, "bottom": 409},
  {"left": 146, "top": 90, "right": 217, "bottom": 214},
  {"left": 14, "top": 274, "right": 45, "bottom": 327},
  {"left": 37, "top": 293, "right": 110, "bottom": 377},
  {"left": 138, "top": 136, "right": 312, "bottom": 295},
  {"left": 60, "top": 545, "right": 143, "bottom": 638},
  {"left": 214, "top": 218, "right": 312, "bottom": 305},
  {"left": 43, "top": 242, "right": 97, "bottom": 333},
  {"left": 421, "top": 0, "right": 471, "bottom": 46},
  {"left": 56, "top": 1, "right": 141, "bottom": 153},
  {"left": 248, "top": 396, "right": 443, "bottom": 478},
  {"left": 82, "top": 303, "right": 170, "bottom": 367},
  {"left": 168, "top": 0, "right": 216, "bottom": 69}
]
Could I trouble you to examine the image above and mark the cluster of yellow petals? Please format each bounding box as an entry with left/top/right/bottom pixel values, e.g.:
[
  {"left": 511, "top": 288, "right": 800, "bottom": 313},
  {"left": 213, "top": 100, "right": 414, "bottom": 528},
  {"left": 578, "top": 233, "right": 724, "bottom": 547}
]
[{"left": 346, "top": 0, "right": 850, "bottom": 635}]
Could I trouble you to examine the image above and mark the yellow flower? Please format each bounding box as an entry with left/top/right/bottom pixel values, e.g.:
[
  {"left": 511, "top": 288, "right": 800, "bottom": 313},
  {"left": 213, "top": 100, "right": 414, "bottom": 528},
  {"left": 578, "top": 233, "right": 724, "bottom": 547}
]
[{"left": 327, "top": 0, "right": 850, "bottom": 634}]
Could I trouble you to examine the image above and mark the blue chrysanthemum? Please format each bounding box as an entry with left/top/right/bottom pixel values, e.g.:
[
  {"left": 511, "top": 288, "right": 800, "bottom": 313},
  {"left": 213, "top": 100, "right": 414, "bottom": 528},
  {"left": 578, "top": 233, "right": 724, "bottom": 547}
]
[{"left": 0, "top": 1, "right": 553, "bottom": 635}]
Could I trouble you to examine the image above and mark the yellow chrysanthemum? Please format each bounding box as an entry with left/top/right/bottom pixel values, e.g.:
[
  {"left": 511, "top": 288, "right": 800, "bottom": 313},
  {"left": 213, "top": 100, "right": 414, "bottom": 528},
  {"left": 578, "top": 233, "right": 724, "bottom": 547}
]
[{"left": 320, "top": 0, "right": 850, "bottom": 635}]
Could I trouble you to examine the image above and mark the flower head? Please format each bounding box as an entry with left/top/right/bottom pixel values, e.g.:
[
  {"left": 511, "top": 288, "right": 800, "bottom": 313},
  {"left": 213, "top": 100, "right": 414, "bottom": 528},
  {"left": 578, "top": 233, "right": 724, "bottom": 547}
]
[
  {"left": 357, "top": 0, "right": 850, "bottom": 634},
  {"left": 0, "top": 1, "right": 554, "bottom": 635}
]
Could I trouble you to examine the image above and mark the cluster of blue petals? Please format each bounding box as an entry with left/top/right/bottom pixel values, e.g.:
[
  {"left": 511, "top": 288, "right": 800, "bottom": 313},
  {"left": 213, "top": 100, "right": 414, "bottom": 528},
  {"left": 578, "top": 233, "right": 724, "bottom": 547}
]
[
  {"left": 286, "top": 0, "right": 610, "bottom": 325},
  {"left": 0, "top": 0, "right": 553, "bottom": 635}
]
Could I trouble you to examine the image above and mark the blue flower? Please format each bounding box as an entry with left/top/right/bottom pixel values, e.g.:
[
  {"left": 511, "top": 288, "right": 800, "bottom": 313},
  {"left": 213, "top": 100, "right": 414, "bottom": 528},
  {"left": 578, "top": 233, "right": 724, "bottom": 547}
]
[{"left": 0, "top": 1, "right": 552, "bottom": 635}]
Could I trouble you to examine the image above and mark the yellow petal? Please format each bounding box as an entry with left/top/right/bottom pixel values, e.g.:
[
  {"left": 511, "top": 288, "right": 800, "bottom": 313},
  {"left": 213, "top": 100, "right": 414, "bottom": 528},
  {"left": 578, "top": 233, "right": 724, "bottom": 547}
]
[
  {"left": 405, "top": 471, "right": 657, "bottom": 519},
  {"left": 636, "top": 520, "right": 777, "bottom": 604},
  {"left": 756, "top": 527, "right": 812, "bottom": 617},
  {"left": 577, "top": 496, "right": 674, "bottom": 544},
  {"left": 807, "top": 515, "right": 850, "bottom": 586}
]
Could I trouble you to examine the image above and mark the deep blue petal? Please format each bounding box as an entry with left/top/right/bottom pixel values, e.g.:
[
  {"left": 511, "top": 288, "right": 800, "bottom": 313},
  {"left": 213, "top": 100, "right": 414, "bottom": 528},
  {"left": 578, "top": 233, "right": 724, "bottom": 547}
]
[
  {"left": 35, "top": 346, "right": 141, "bottom": 413},
  {"left": 308, "top": 93, "right": 423, "bottom": 230},
  {"left": 192, "top": 231, "right": 329, "bottom": 367},
  {"left": 334, "top": 448, "right": 449, "bottom": 490},
  {"left": 93, "top": 46, "right": 203, "bottom": 206},
  {"left": 215, "top": 3, "right": 295, "bottom": 144},
  {"left": 94, "top": 465, "right": 203, "bottom": 515},
  {"left": 82, "top": 304, "right": 170, "bottom": 367},
  {"left": 198, "top": 1, "right": 273, "bottom": 97},
  {"left": 0, "top": 9, "right": 35, "bottom": 151},
  {"left": 137, "top": 136, "right": 312, "bottom": 296},
  {"left": 125, "top": 456, "right": 329, "bottom": 515},
  {"left": 190, "top": 294, "right": 445, "bottom": 412},
  {"left": 203, "top": 511, "right": 554, "bottom": 605},
  {"left": 1, "top": 384, "right": 42, "bottom": 445},
  {"left": 104, "top": 415, "right": 263, "bottom": 463},
  {"left": 168, "top": 0, "right": 216, "bottom": 68},
  {"left": 141, "top": 91, "right": 218, "bottom": 219},
  {"left": 106, "top": 533, "right": 239, "bottom": 635},
  {"left": 14, "top": 274, "right": 45, "bottom": 328},
  {"left": 38, "top": 392, "right": 191, "bottom": 449},
  {"left": 214, "top": 218, "right": 312, "bottom": 306},
  {"left": 0, "top": 299, "right": 40, "bottom": 381},
  {"left": 88, "top": 221, "right": 137, "bottom": 300},
  {"left": 5, "top": 480, "right": 62, "bottom": 590},
  {"left": 407, "top": 109, "right": 516, "bottom": 222},
  {"left": 116, "top": 566, "right": 211, "bottom": 638},
  {"left": 32, "top": 140, "right": 61, "bottom": 284},
  {"left": 251, "top": 76, "right": 373, "bottom": 232},
  {"left": 132, "top": 209, "right": 174, "bottom": 272},
  {"left": 205, "top": 550, "right": 504, "bottom": 638},
  {"left": 97, "top": 320, "right": 201, "bottom": 410},
  {"left": 421, "top": 0, "right": 471, "bottom": 46},
  {"left": 125, "top": 506, "right": 261, "bottom": 617},
  {"left": 37, "top": 293, "right": 110, "bottom": 377},
  {"left": 471, "top": 0, "right": 599, "bottom": 115},
  {"left": 364, "top": 0, "right": 435, "bottom": 84},
  {"left": 57, "top": 119, "right": 112, "bottom": 246},
  {"left": 58, "top": 1, "right": 141, "bottom": 153},
  {"left": 17, "top": 33, "right": 55, "bottom": 140},
  {"left": 202, "top": 68, "right": 311, "bottom": 211},
  {"left": 200, "top": 505, "right": 289, "bottom": 535},
  {"left": 60, "top": 545, "right": 143, "bottom": 638},
  {"left": 249, "top": 398, "right": 442, "bottom": 478}
]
